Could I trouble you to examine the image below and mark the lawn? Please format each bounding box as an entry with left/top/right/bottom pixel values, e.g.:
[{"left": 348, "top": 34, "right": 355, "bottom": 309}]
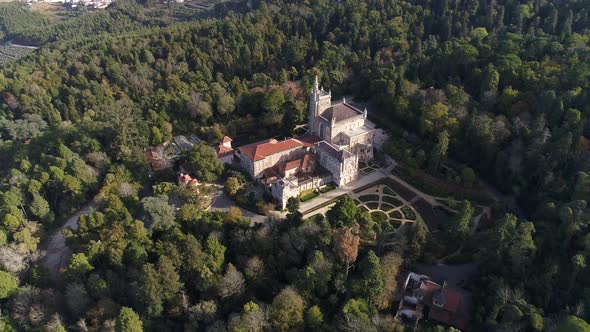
[
  {"left": 382, "top": 196, "right": 403, "bottom": 207},
  {"left": 359, "top": 194, "right": 380, "bottom": 202}
]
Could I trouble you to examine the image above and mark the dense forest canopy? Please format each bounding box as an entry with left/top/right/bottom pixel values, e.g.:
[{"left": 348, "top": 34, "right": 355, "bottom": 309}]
[{"left": 0, "top": 0, "right": 589, "bottom": 331}]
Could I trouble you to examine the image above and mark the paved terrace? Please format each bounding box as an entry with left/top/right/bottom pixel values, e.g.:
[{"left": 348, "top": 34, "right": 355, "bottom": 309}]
[{"left": 299, "top": 158, "right": 395, "bottom": 218}]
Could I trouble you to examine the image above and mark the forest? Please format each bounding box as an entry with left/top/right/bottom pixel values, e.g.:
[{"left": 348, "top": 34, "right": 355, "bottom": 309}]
[{"left": 0, "top": 0, "right": 590, "bottom": 331}]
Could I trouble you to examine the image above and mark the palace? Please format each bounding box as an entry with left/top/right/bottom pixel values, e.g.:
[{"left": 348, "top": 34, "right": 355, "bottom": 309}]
[{"left": 236, "top": 77, "right": 375, "bottom": 209}]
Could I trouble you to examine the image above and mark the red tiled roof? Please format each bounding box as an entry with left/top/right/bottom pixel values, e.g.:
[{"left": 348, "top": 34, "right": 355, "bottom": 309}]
[
  {"left": 239, "top": 138, "right": 304, "bottom": 162},
  {"left": 216, "top": 144, "right": 234, "bottom": 157},
  {"left": 442, "top": 287, "right": 461, "bottom": 313},
  {"left": 284, "top": 159, "right": 301, "bottom": 171},
  {"left": 429, "top": 308, "right": 452, "bottom": 325},
  {"left": 298, "top": 135, "right": 322, "bottom": 147},
  {"left": 320, "top": 103, "right": 362, "bottom": 122}
]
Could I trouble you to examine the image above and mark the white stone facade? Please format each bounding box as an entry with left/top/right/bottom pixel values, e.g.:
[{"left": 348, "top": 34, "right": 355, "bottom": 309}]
[{"left": 237, "top": 77, "right": 375, "bottom": 209}]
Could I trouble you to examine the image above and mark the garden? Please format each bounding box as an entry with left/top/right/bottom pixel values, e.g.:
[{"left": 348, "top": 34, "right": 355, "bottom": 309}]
[{"left": 349, "top": 183, "right": 422, "bottom": 231}]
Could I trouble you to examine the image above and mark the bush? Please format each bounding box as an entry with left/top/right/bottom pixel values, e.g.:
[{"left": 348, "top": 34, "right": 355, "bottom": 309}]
[
  {"left": 370, "top": 211, "right": 388, "bottom": 223},
  {"left": 300, "top": 189, "right": 319, "bottom": 202},
  {"left": 401, "top": 206, "right": 417, "bottom": 220},
  {"left": 320, "top": 184, "right": 336, "bottom": 193}
]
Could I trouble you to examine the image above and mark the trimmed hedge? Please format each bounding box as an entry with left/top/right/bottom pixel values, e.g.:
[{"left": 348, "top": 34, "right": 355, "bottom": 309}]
[{"left": 382, "top": 196, "right": 403, "bottom": 207}]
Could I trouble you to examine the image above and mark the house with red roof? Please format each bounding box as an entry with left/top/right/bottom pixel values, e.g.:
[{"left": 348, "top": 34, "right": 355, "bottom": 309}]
[
  {"left": 215, "top": 136, "right": 235, "bottom": 164},
  {"left": 395, "top": 272, "right": 470, "bottom": 331}
]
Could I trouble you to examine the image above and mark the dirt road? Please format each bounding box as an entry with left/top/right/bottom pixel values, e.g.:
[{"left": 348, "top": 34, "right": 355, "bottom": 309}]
[{"left": 42, "top": 198, "right": 98, "bottom": 280}]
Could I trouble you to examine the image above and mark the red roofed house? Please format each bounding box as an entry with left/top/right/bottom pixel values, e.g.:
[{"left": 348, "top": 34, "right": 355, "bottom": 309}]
[
  {"left": 396, "top": 272, "right": 470, "bottom": 331},
  {"left": 178, "top": 172, "right": 199, "bottom": 189},
  {"left": 216, "top": 136, "right": 235, "bottom": 164},
  {"left": 238, "top": 137, "right": 307, "bottom": 179}
]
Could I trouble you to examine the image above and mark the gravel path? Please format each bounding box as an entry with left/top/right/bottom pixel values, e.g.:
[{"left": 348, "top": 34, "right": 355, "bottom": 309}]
[{"left": 42, "top": 198, "right": 97, "bottom": 280}]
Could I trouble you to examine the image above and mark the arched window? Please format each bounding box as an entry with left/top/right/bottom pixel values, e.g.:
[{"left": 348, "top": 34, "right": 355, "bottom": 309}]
[{"left": 319, "top": 123, "right": 324, "bottom": 139}]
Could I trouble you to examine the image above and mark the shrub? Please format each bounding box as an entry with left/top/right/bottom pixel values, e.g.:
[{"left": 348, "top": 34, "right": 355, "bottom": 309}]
[
  {"left": 401, "top": 206, "right": 417, "bottom": 220},
  {"left": 370, "top": 211, "right": 388, "bottom": 223},
  {"left": 300, "top": 189, "right": 319, "bottom": 202}
]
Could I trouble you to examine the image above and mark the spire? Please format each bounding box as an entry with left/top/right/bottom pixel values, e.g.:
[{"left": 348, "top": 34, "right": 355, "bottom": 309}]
[
  {"left": 343, "top": 96, "right": 346, "bottom": 104},
  {"left": 364, "top": 107, "right": 367, "bottom": 119},
  {"left": 314, "top": 75, "right": 319, "bottom": 91}
]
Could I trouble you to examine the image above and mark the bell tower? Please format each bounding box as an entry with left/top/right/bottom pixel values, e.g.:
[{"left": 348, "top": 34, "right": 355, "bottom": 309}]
[{"left": 308, "top": 76, "right": 331, "bottom": 136}]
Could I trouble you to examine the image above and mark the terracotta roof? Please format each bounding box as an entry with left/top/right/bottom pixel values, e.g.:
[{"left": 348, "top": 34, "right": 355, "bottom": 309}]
[
  {"left": 320, "top": 103, "right": 363, "bottom": 123},
  {"left": 216, "top": 144, "right": 234, "bottom": 157},
  {"left": 239, "top": 138, "right": 304, "bottom": 162},
  {"left": 284, "top": 159, "right": 301, "bottom": 171},
  {"left": 441, "top": 287, "right": 461, "bottom": 313},
  {"left": 298, "top": 135, "right": 322, "bottom": 147}
]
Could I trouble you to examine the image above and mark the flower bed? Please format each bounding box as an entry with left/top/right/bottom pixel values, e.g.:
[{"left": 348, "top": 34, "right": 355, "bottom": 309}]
[
  {"left": 359, "top": 194, "right": 380, "bottom": 202},
  {"left": 401, "top": 206, "right": 417, "bottom": 220},
  {"left": 382, "top": 196, "right": 403, "bottom": 207}
]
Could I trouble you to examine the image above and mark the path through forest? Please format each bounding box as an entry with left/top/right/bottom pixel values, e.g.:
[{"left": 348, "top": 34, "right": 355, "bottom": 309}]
[{"left": 42, "top": 198, "right": 98, "bottom": 280}]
